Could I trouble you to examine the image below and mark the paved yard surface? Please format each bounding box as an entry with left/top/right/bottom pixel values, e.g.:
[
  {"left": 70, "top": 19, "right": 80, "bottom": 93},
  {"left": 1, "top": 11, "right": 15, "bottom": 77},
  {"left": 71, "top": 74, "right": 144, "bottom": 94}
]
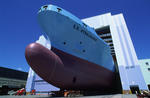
[{"left": 0, "top": 94, "right": 137, "bottom": 98}]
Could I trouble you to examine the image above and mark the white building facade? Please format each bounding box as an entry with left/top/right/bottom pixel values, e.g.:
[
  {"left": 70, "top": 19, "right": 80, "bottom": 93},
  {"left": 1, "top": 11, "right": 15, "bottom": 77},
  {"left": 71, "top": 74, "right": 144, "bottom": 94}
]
[
  {"left": 82, "top": 13, "right": 148, "bottom": 93},
  {"left": 139, "top": 59, "right": 150, "bottom": 90}
]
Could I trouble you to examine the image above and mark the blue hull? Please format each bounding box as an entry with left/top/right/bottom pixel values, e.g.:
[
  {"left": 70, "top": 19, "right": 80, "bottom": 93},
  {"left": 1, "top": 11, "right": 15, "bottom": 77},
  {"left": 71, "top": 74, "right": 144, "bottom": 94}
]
[{"left": 38, "top": 5, "right": 115, "bottom": 71}]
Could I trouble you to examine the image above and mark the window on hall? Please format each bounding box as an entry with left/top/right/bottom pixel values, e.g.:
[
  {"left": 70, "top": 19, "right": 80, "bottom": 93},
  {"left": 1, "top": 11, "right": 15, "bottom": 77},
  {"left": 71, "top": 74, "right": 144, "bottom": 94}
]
[
  {"left": 148, "top": 68, "right": 150, "bottom": 71},
  {"left": 146, "top": 62, "right": 149, "bottom": 65}
]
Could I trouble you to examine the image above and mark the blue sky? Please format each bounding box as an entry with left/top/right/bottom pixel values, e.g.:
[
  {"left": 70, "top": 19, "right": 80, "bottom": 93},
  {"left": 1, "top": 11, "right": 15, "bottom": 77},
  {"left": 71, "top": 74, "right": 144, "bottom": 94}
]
[{"left": 0, "top": 0, "right": 150, "bottom": 72}]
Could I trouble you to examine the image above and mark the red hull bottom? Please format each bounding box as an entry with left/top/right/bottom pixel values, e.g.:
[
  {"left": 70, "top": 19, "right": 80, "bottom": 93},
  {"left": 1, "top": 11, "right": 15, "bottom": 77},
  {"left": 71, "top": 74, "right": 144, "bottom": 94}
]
[{"left": 25, "top": 43, "right": 115, "bottom": 90}]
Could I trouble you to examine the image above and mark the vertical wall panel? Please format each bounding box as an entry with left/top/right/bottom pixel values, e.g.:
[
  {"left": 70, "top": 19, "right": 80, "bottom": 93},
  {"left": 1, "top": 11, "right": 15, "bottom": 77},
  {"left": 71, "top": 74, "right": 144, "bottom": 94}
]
[
  {"left": 112, "top": 14, "right": 148, "bottom": 90},
  {"left": 83, "top": 13, "right": 148, "bottom": 90},
  {"left": 26, "top": 68, "right": 35, "bottom": 92}
]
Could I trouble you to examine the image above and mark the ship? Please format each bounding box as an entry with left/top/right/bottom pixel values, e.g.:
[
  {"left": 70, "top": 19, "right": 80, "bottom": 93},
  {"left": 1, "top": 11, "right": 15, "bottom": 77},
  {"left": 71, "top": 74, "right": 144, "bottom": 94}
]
[{"left": 25, "top": 4, "right": 115, "bottom": 91}]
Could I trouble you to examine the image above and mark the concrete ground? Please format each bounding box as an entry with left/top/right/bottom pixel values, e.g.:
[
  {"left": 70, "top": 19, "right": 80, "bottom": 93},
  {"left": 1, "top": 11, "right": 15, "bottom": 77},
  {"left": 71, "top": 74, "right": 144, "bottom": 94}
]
[{"left": 0, "top": 94, "right": 137, "bottom": 98}]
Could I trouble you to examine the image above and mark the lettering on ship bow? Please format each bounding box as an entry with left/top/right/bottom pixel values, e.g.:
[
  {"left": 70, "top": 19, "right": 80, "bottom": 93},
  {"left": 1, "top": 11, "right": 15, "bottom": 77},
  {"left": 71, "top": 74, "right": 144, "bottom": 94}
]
[{"left": 73, "top": 24, "right": 97, "bottom": 41}]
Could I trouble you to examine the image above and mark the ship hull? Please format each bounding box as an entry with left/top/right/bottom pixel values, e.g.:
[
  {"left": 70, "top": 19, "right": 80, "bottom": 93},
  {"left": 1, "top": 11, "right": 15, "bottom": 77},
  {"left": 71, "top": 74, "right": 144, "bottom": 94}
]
[
  {"left": 25, "top": 4, "right": 116, "bottom": 90},
  {"left": 37, "top": 5, "right": 115, "bottom": 72},
  {"left": 25, "top": 43, "right": 115, "bottom": 90}
]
